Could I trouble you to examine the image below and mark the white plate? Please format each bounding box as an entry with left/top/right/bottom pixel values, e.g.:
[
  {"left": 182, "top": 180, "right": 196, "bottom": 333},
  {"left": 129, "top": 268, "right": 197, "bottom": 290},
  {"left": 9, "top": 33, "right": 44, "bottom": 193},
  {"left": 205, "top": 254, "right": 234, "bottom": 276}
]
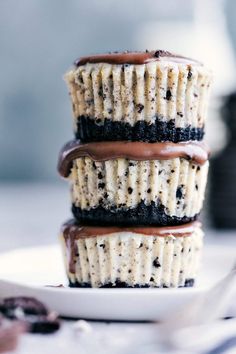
[{"left": 0, "top": 244, "right": 234, "bottom": 321}]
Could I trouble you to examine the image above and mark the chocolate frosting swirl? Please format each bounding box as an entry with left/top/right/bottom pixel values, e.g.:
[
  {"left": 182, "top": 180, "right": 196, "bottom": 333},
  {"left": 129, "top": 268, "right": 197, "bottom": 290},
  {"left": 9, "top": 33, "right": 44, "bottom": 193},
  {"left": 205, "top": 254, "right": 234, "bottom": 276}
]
[
  {"left": 62, "top": 220, "right": 201, "bottom": 239},
  {"left": 58, "top": 140, "right": 209, "bottom": 178},
  {"left": 74, "top": 50, "right": 202, "bottom": 66}
]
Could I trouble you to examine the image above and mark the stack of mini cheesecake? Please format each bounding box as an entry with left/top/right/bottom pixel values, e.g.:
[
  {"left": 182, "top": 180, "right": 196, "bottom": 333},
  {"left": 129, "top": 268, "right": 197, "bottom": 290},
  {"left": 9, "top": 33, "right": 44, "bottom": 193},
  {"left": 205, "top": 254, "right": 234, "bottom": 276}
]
[{"left": 58, "top": 50, "right": 212, "bottom": 288}]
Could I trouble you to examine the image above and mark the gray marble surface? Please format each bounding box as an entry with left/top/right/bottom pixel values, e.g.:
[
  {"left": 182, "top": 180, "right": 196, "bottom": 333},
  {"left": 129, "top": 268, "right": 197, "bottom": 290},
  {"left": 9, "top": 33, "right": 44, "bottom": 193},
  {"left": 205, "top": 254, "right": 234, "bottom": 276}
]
[{"left": 0, "top": 183, "right": 235, "bottom": 354}]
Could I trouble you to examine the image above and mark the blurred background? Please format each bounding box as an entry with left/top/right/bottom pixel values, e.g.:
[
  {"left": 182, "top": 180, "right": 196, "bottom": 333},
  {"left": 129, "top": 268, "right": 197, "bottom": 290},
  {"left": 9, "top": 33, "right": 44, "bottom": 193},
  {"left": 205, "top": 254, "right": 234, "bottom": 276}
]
[{"left": 1, "top": 0, "right": 236, "bottom": 251}]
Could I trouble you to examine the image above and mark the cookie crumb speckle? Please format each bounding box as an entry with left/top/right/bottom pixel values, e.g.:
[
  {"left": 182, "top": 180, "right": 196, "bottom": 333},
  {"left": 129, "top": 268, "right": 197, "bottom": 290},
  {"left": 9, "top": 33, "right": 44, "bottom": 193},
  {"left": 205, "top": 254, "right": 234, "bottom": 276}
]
[
  {"left": 136, "top": 104, "right": 144, "bottom": 113},
  {"left": 187, "top": 70, "right": 192, "bottom": 80},
  {"left": 176, "top": 186, "right": 183, "bottom": 199},
  {"left": 165, "top": 90, "right": 172, "bottom": 101},
  {"left": 98, "top": 172, "right": 103, "bottom": 180},
  {"left": 128, "top": 187, "right": 133, "bottom": 194},
  {"left": 153, "top": 257, "right": 161, "bottom": 268}
]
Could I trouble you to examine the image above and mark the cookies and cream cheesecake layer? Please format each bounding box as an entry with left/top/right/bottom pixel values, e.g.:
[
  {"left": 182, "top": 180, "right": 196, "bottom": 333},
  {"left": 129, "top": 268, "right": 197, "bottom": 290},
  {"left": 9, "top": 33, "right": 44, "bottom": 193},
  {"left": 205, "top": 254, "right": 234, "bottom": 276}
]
[
  {"left": 60, "top": 220, "right": 203, "bottom": 288},
  {"left": 58, "top": 140, "right": 209, "bottom": 225},
  {"left": 65, "top": 51, "right": 212, "bottom": 142}
]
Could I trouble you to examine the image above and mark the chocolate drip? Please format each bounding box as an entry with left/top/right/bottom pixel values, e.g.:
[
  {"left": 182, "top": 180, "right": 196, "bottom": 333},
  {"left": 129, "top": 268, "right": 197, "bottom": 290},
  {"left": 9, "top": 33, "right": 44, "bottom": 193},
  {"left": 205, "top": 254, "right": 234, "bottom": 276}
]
[
  {"left": 62, "top": 220, "right": 201, "bottom": 239},
  {"left": 74, "top": 50, "right": 202, "bottom": 66},
  {"left": 58, "top": 140, "right": 209, "bottom": 178}
]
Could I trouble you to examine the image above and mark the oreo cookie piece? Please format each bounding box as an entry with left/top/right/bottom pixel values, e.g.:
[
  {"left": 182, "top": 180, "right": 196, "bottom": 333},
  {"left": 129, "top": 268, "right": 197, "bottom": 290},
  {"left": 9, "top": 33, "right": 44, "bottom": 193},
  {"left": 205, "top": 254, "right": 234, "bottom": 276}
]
[
  {"left": 0, "top": 297, "right": 48, "bottom": 317},
  {"left": 76, "top": 116, "right": 205, "bottom": 143},
  {"left": 72, "top": 201, "right": 198, "bottom": 226},
  {"left": 0, "top": 297, "right": 60, "bottom": 334}
]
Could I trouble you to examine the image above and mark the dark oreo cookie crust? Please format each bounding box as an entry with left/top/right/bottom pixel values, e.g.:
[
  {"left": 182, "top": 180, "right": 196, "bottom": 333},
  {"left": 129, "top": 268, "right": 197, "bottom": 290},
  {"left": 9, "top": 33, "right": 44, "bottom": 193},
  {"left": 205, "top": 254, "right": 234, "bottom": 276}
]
[
  {"left": 69, "top": 279, "right": 194, "bottom": 288},
  {"left": 72, "top": 201, "right": 197, "bottom": 226},
  {"left": 76, "top": 116, "right": 204, "bottom": 143}
]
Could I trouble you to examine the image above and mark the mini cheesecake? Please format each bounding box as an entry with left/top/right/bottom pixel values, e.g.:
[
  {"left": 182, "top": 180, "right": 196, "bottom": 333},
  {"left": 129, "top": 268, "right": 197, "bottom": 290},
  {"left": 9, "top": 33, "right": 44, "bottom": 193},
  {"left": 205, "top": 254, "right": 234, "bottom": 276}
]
[
  {"left": 60, "top": 220, "right": 203, "bottom": 288},
  {"left": 58, "top": 140, "right": 209, "bottom": 226},
  {"left": 65, "top": 50, "right": 212, "bottom": 143}
]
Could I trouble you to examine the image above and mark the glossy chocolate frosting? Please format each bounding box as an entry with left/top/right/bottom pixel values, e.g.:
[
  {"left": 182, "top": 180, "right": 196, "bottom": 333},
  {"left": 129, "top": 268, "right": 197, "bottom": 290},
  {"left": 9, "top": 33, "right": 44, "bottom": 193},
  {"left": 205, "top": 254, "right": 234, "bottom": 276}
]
[
  {"left": 62, "top": 220, "right": 201, "bottom": 239},
  {"left": 58, "top": 140, "right": 209, "bottom": 178},
  {"left": 74, "top": 50, "right": 202, "bottom": 66}
]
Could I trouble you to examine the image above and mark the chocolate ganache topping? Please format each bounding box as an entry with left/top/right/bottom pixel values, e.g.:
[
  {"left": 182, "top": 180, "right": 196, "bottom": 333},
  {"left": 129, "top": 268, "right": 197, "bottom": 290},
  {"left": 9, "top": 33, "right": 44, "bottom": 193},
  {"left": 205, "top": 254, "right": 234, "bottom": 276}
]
[
  {"left": 58, "top": 140, "right": 209, "bottom": 178},
  {"left": 62, "top": 220, "right": 201, "bottom": 239},
  {"left": 74, "top": 50, "right": 202, "bottom": 66}
]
